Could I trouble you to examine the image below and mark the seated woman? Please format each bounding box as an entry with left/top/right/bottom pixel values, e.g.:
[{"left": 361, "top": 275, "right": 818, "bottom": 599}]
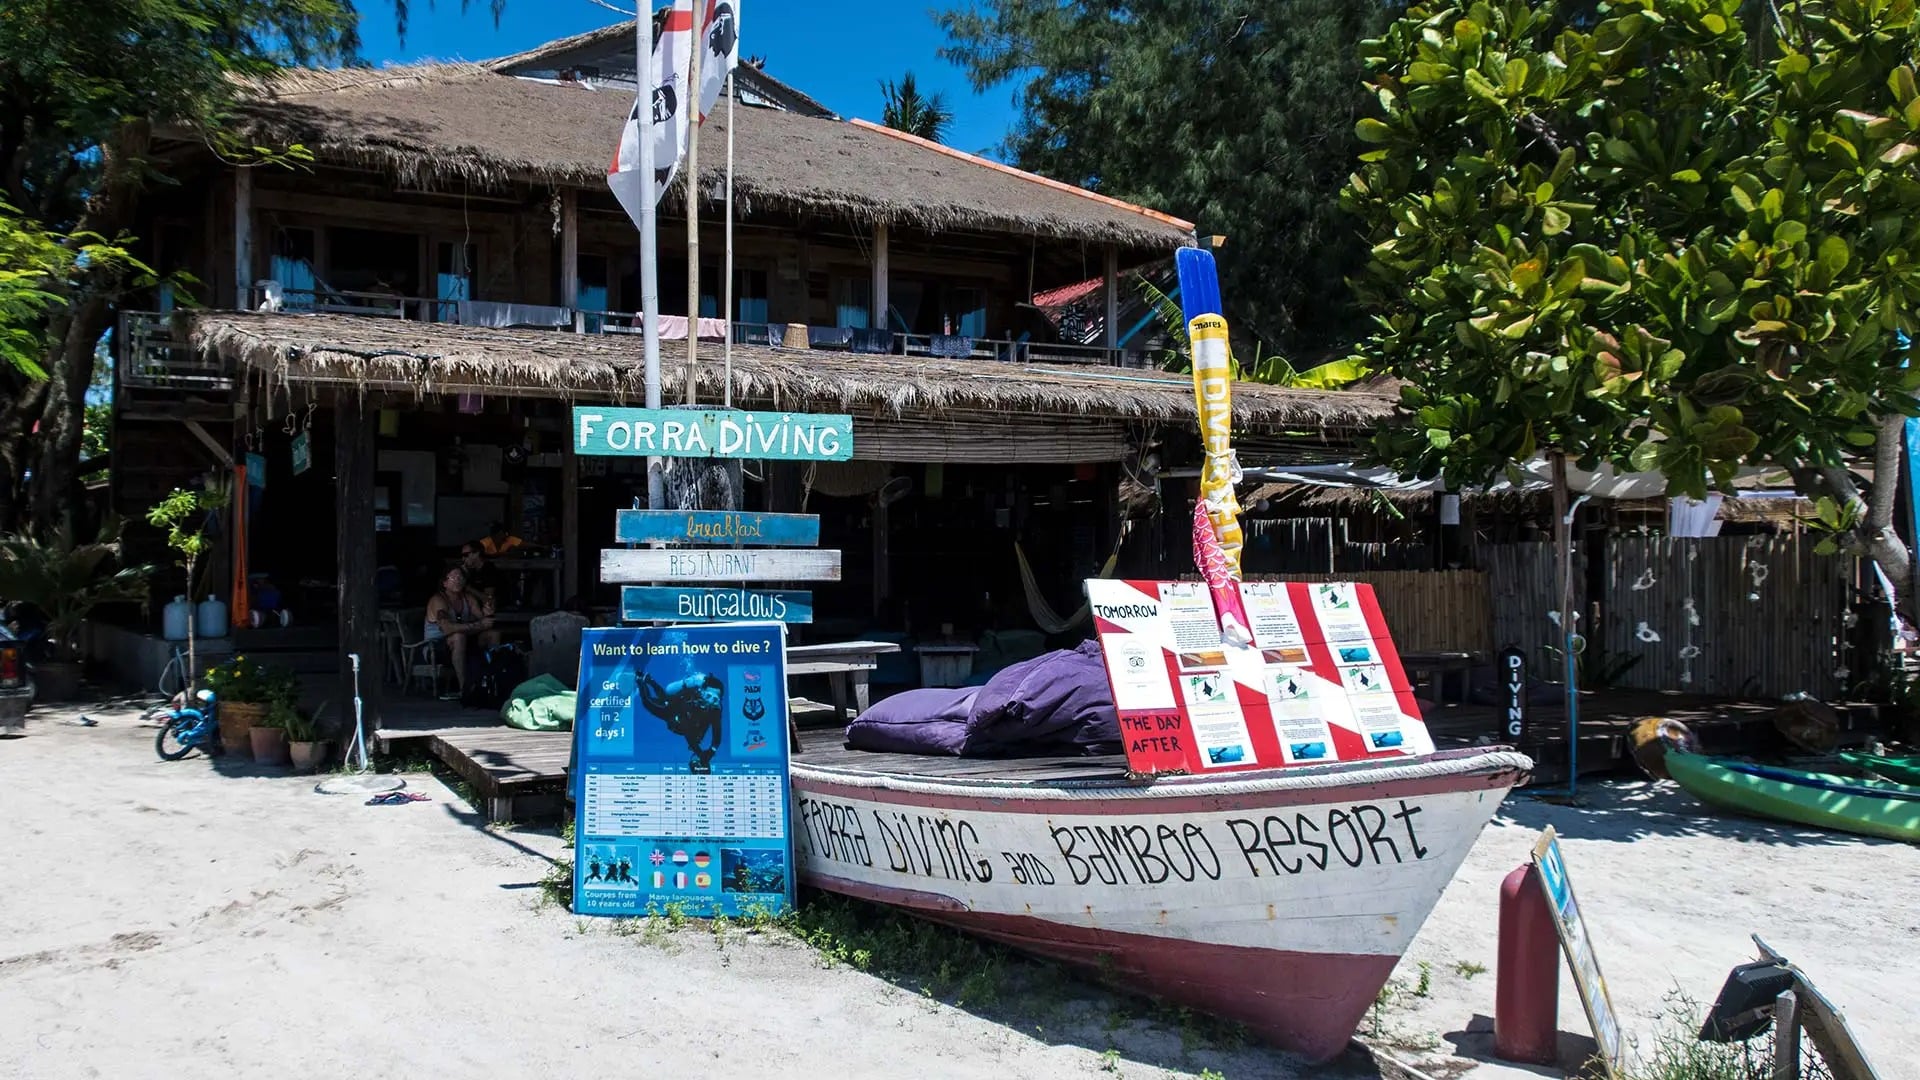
[{"left": 423, "top": 566, "right": 498, "bottom": 700}]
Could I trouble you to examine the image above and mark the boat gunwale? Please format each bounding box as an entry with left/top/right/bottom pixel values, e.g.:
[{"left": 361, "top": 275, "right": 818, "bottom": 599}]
[{"left": 789, "top": 745, "right": 1532, "bottom": 802}]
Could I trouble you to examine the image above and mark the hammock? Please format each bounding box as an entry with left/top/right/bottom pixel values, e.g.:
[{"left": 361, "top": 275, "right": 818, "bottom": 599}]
[{"left": 1013, "top": 523, "right": 1131, "bottom": 634}]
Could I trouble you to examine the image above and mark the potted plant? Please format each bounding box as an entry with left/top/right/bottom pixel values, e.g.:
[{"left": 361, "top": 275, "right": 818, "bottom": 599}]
[
  {"left": 250, "top": 700, "right": 293, "bottom": 766},
  {"left": 146, "top": 485, "right": 230, "bottom": 699},
  {"left": 284, "top": 705, "right": 331, "bottom": 772},
  {"left": 0, "top": 522, "right": 152, "bottom": 702},
  {"left": 204, "top": 655, "right": 298, "bottom": 759}
]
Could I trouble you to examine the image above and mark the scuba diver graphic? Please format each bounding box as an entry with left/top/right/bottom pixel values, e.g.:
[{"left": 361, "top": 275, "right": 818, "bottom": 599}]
[{"left": 639, "top": 670, "right": 724, "bottom": 772}]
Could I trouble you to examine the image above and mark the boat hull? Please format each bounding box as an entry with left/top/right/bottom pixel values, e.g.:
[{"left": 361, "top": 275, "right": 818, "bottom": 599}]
[{"left": 790, "top": 747, "right": 1530, "bottom": 1061}]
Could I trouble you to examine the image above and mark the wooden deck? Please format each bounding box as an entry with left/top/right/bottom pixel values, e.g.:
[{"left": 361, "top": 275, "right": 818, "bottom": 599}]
[{"left": 383, "top": 684, "right": 1886, "bottom": 822}]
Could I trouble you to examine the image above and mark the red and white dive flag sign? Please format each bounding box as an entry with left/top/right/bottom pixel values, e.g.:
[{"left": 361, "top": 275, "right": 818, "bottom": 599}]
[
  {"left": 1087, "top": 579, "right": 1436, "bottom": 775},
  {"left": 609, "top": 0, "right": 743, "bottom": 224}
]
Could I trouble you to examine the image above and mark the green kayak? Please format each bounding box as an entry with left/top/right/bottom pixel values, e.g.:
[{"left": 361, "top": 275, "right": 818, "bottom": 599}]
[
  {"left": 1837, "top": 750, "right": 1920, "bottom": 787},
  {"left": 1666, "top": 752, "right": 1920, "bottom": 843}
]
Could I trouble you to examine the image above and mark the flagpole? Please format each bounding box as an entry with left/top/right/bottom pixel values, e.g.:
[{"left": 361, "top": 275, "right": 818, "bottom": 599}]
[
  {"left": 723, "top": 68, "right": 735, "bottom": 409},
  {"left": 638, "top": 1, "right": 666, "bottom": 512},
  {"left": 683, "top": 2, "right": 702, "bottom": 406}
]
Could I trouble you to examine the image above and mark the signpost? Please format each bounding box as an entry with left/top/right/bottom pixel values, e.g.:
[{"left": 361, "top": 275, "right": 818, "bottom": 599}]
[
  {"left": 1532, "top": 827, "right": 1625, "bottom": 1076},
  {"left": 1086, "top": 579, "right": 1436, "bottom": 775},
  {"left": 616, "top": 509, "right": 821, "bottom": 547},
  {"left": 574, "top": 407, "right": 853, "bottom": 461},
  {"left": 1500, "top": 646, "right": 1529, "bottom": 743},
  {"left": 622, "top": 586, "right": 812, "bottom": 624},
  {"left": 572, "top": 622, "right": 795, "bottom": 918},
  {"left": 602, "top": 547, "right": 842, "bottom": 584}
]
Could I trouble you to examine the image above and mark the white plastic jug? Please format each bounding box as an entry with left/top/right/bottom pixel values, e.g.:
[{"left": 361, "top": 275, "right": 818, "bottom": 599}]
[
  {"left": 197, "top": 595, "right": 229, "bottom": 640},
  {"left": 162, "top": 596, "right": 192, "bottom": 641}
]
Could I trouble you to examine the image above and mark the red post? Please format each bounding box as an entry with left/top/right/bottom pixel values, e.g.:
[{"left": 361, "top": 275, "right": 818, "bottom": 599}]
[{"left": 1495, "top": 863, "right": 1560, "bottom": 1065}]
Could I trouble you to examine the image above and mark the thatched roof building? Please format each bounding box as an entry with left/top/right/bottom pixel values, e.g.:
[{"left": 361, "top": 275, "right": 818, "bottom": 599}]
[
  {"left": 187, "top": 311, "right": 1395, "bottom": 432},
  {"left": 232, "top": 61, "right": 1194, "bottom": 251}
]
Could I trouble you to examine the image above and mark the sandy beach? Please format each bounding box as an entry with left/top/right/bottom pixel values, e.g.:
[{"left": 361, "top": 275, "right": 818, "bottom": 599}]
[{"left": 1, "top": 704, "right": 1913, "bottom": 1080}]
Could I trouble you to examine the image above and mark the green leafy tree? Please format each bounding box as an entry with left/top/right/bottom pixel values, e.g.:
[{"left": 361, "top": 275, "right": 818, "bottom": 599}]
[
  {"left": 879, "top": 72, "right": 955, "bottom": 143},
  {"left": 940, "top": 0, "right": 1397, "bottom": 357},
  {"left": 0, "top": 0, "right": 500, "bottom": 535},
  {"left": 1345, "top": 0, "right": 1920, "bottom": 610}
]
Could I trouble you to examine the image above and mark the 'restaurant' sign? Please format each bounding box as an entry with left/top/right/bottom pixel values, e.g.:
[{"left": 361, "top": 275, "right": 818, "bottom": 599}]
[{"left": 573, "top": 407, "right": 852, "bottom": 461}]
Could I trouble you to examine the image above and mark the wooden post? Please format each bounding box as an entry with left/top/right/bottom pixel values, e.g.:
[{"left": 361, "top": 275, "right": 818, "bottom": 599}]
[
  {"left": 1773, "top": 990, "right": 1801, "bottom": 1080},
  {"left": 1104, "top": 245, "right": 1120, "bottom": 356},
  {"left": 1551, "top": 450, "right": 1579, "bottom": 789},
  {"left": 684, "top": 17, "right": 702, "bottom": 404},
  {"left": 560, "top": 188, "right": 580, "bottom": 331},
  {"left": 561, "top": 433, "right": 580, "bottom": 604},
  {"left": 335, "top": 394, "right": 382, "bottom": 738},
  {"left": 233, "top": 167, "right": 254, "bottom": 309},
  {"left": 872, "top": 222, "right": 890, "bottom": 335}
]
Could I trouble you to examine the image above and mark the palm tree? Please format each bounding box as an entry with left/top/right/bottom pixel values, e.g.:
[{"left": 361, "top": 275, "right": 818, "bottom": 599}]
[{"left": 879, "top": 72, "right": 954, "bottom": 143}]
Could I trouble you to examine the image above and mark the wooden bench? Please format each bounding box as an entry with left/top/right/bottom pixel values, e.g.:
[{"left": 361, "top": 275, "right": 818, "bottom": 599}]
[{"left": 787, "top": 640, "right": 902, "bottom": 722}]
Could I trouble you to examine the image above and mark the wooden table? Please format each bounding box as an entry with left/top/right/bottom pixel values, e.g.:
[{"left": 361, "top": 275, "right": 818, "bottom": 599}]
[
  {"left": 1400, "top": 650, "right": 1476, "bottom": 704},
  {"left": 787, "top": 640, "right": 902, "bottom": 722}
]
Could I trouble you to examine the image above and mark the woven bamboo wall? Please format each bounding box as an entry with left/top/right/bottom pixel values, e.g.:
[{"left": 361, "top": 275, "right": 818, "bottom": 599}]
[
  {"left": 1601, "top": 536, "right": 1855, "bottom": 699},
  {"left": 1241, "top": 569, "right": 1494, "bottom": 653},
  {"left": 1484, "top": 542, "right": 1582, "bottom": 665}
]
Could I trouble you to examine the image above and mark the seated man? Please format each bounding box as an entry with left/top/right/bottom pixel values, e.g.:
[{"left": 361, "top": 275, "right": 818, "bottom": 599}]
[
  {"left": 423, "top": 566, "right": 498, "bottom": 700},
  {"left": 478, "top": 521, "right": 524, "bottom": 558},
  {"left": 458, "top": 542, "right": 501, "bottom": 609}
]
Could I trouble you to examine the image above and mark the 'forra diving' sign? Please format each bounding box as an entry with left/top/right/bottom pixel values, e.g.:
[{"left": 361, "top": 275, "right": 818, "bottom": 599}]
[{"left": 574, "top": 407, "right": 853, "bottom": 461}]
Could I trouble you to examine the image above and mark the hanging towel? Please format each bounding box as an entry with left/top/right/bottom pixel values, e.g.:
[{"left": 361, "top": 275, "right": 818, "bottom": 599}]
[
  {"left": 658, "top": 315, "right": 731, "bottom": 340},
  {"left": 456, "top": 300, "right": 572, "bottom": 328},
  {"left": 930, "top": 334, "right": 974, "bottom": 359},
  {"left": 849, "top": 328, "right": 895, "bottom": 354},
  {"left": 808, "top": 326, "right": 854, "bottom": 350}
]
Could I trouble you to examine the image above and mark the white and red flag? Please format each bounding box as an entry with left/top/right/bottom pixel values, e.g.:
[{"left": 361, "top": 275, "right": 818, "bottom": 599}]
[{"left": 609, "top": 1, "right": 742, "bottom": 226}]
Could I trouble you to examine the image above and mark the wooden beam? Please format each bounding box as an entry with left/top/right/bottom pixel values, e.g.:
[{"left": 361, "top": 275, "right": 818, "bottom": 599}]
[
  {"left": 872, "top": 222, "right": 890, "bottom": 331},
  {"left": 561, "top": 433, "right": 579, "bottom": 603},
  {"left": 560, "top": 188, "right": 580, "bottom": 330},
  {"left": 335, "top": 397, "right": 382, "bottom": 739},
  {"left": 1104, "top": 245, "right": 1120, "bottom": 350},
  {"left": 233, "top": 167, "right": 254, "bottom": 309},
  {"left": 182, "top": 420, "right": 233, "bottom": 468}
]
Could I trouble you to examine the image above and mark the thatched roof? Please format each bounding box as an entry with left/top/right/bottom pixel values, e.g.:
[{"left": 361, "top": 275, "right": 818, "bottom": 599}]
[
  {"left": 185, "top": 311, "right": 1396, "bottom": 430},
  {"left": 231, "top": 62, "right": 1194, "bottom": 249}
]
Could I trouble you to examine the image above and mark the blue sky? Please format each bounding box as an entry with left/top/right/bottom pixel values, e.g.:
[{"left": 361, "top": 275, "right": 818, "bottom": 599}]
[{"left": 355, "top": 1, "right": 1019, "bottom": 158}]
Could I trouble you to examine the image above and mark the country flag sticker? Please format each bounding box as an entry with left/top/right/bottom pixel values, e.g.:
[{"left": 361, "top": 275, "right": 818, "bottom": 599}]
[
  {"left": 672, "top": 850, "right": 689, "bottom": 865},
  {"left": 694, "top": 873, "right": 711, "bottom": 888},
  {"left": 649, "top": 849, "right": 667, "bottom": 866},
  {"left": 692, "top": 851, "right": 711, "bottom": 868}
]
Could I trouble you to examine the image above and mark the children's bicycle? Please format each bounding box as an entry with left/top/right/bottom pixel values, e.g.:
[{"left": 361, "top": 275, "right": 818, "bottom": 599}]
[{"left": 155, "top": 688, "right": 222, "bottom": 760}]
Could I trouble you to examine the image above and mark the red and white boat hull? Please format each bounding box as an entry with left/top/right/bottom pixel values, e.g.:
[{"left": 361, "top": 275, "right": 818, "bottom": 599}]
[{"left": 791, "top": 747, "right": 1530, "bottom": 1061}]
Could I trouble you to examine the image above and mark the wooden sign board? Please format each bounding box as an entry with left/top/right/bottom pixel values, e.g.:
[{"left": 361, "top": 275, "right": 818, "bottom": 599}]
[
  {"left": 1533, "top": 827, "right": 1625, "bottom": 1076},
  {"left": 574, "top": 407, "right": 852, "bottom": 461},
  {"left": 616, "top": 509, "right": 820, "bottom": 547},
  {"left": 602, "top": 547, "right": 842, "bottom": 583},
  {"left": 622, "top": 587, "right": 812, "bottom": 624}
]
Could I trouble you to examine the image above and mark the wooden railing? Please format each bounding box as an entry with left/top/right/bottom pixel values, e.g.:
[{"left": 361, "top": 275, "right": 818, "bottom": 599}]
[
  {"left": 243, "top": 285, "right": 1135, "bottom": 366},
  {"left": 118, "top": 311, "right": 234, "bottom": 390}
]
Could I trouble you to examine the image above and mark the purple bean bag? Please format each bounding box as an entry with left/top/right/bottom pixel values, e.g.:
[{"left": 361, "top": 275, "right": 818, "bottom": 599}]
[{"left": 843, "top": 640, "right": 1121, "bottom": 757}]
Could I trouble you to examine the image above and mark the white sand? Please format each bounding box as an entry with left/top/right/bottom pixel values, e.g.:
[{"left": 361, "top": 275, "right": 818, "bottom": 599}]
[{"left": 2, "top": 706, "right": 1913, "bottom": 1080}]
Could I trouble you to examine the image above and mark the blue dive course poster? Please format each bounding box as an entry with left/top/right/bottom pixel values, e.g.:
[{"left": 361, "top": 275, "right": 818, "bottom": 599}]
[{"left": 572, "top": 622, "right": 794, "bottom": 918}]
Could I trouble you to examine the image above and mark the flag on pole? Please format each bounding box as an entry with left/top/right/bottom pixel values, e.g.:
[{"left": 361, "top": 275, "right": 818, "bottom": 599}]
[{"left": 608, "top": 1, "right": 741, "bottom": 226}]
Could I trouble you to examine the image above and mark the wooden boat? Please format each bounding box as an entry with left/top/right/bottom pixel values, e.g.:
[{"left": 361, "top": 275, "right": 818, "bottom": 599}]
[
  {"left": 1836, "top": 749, "right": 1920, "bottom": 787},
  {"left": 1666, "top": 752, "right": 1920, "bottom": 843},
  {"left": 789, "top": 741, "right": 1531, "bottom": 1062}
]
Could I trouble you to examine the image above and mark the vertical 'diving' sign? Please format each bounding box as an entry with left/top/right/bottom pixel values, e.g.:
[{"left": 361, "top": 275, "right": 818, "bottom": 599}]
[{"left": 1500, "top": 647, "right": 1529, "bottom": 744}]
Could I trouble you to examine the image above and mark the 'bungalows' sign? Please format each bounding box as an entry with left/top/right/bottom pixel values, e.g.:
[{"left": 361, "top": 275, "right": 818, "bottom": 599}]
[
  {"left": 622, "top": 586, "right": 812, "bottom": 624},
  {"left": 573, "top": 407, "right": 853, "bottom": 461}
]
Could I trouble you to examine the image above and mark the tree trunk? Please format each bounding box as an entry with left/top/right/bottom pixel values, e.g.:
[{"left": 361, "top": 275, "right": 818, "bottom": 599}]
[
  {"left": 1863, "top": 414, "right": 1915, "bottom": 627},
  {"left": 26, "top": 120, "right": 149, "bottom": 535}
]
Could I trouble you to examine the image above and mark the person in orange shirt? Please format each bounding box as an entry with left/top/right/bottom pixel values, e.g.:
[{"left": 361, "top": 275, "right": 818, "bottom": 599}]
[{"left": 478, "top": 521, "right": 523, "bottom": 558}]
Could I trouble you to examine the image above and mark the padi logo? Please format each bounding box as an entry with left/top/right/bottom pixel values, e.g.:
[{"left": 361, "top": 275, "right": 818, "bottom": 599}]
[{"left": 1093, "top": 603, "right": 1158, "bottom": 620}]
